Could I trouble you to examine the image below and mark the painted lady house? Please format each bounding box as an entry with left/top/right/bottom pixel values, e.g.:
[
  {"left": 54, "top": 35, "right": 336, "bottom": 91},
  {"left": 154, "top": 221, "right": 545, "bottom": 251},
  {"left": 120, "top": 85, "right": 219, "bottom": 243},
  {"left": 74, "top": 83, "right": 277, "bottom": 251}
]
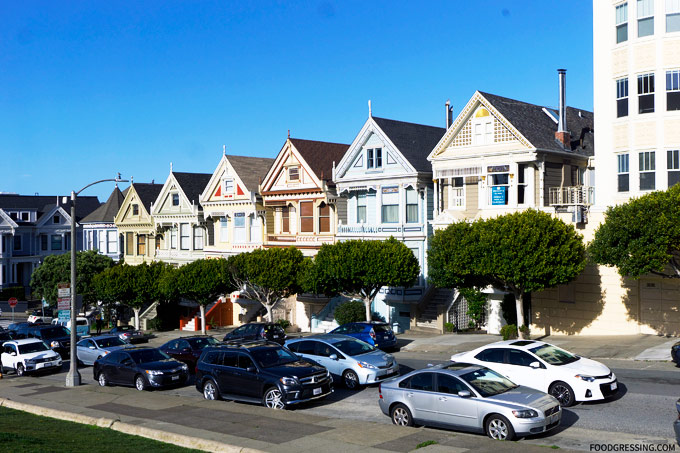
[{"left": 114, "top": 182, "right": 163, "bottom": 265}]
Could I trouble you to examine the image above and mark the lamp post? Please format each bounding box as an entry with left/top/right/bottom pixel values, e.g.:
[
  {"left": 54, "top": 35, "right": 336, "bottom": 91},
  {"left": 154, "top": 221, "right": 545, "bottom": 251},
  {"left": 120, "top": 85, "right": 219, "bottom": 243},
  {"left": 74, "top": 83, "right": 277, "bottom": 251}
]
[{"left": 65, "top": 175, "right": 128, "bottom": 387}]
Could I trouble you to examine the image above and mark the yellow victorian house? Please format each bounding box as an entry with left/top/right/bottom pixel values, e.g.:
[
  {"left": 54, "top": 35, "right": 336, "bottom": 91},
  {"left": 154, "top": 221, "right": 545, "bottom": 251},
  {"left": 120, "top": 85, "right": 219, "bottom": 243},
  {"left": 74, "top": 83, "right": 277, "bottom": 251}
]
[{"left": 114, "top": 182, "right": 163, "bottom": 265}]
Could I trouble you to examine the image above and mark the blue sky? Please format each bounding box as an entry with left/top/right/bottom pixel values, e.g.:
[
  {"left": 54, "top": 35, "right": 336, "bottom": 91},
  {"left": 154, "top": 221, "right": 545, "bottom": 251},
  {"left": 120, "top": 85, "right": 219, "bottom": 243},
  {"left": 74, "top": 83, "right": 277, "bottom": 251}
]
[{"left": 1, "top": 1, "right": 593, "bottom": 202}]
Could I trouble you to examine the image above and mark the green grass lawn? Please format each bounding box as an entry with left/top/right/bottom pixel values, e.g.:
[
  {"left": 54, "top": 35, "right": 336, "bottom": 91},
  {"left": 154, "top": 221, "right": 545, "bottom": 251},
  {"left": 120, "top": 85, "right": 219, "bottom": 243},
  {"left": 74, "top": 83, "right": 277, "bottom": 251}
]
[{"left": 0, "top": 406, "right": 203, "bottom": 453}]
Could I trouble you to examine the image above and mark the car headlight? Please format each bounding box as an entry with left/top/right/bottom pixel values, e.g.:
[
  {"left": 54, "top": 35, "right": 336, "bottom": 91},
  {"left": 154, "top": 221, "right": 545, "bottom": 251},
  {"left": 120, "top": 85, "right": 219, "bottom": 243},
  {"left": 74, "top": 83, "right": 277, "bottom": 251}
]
[
  {"left": 50, "top": 341, "right": 60, "bottom": 348},
  {"left": 357, "top": 361, "right": 376, "bottom": 369},
  {"left": 575, "top": 374, "right": 595, "bottom": 382},
  {"left": 25, "top": 358, "right": 36, "bottom": 364},
  {"left": 280, "top": 377, "right": 298, "bottom": 386},
  {"left": 512, "top": 409, "right": 538, "bottom": 418},
  {"left": 145, "top": 369, "right": 163, "bottom": 376},
  {"left": 102, "top": 350, "right": 110, "bottom": 356},
  {"left": 181, "top": 364, "right": 188, "bottom": 370}
]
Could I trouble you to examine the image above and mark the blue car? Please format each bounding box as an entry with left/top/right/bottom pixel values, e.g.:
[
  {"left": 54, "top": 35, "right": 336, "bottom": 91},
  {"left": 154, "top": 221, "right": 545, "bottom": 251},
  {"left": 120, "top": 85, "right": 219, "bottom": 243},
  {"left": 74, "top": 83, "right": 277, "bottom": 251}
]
[{"left": 330, "top": 322, "right": 397, "bottom": 350}]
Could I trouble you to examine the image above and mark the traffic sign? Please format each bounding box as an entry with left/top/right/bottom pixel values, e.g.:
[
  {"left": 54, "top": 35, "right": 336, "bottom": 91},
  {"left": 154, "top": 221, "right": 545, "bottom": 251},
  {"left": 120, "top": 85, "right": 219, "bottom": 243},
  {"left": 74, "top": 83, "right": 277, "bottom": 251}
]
[
  {"left": 58, "top": 310, "right": 70, "bottom": 321},
  {"left": 8, "top": 297, "right": 17, "bottom": 308}
]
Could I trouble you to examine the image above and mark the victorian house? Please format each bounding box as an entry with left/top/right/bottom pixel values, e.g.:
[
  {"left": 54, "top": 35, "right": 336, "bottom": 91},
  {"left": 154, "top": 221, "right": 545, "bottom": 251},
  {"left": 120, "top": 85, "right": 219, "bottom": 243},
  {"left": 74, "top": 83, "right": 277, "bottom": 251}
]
[
  {"left": 151, "top": 169, "right": 212, "bottom": 266},
  {"left": 81, "top": 186, "right": 126, "bottom": 261},
  {"left": 200, "top": 153, "right": 274, "bottom": 258},
  {"left": 333, "top": 113, "right": 445, "bottom": 332},
  {"left": 114, "top": 182, "right": 162, "bottom": 265}
]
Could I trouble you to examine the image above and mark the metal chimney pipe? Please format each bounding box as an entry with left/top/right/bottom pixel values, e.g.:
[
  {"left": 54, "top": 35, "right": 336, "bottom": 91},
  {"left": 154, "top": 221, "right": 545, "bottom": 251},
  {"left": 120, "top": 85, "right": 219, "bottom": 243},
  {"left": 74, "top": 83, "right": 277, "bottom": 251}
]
[
  {"left": 445, "top": 100, "right": 450, "bottom": 128},
  {"left": 557, "top": 69, "right": 567, "bottom": 133}
]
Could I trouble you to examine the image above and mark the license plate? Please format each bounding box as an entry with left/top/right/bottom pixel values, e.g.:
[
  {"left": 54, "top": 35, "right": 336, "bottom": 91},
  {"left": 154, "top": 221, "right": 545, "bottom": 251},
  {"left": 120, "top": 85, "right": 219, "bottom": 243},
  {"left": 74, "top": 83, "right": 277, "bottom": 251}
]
[
  {"left": 273, "top": 335, "right": 279, "bottom": 338},
  {"left": 171, "top": 375, "right": 179, "bottom": 381},
  {"left": 313, "top": 387, "right": 322, "bottom": 395},
  {"left": 611, "top": 382, "right": 617, "bottom": 390}
]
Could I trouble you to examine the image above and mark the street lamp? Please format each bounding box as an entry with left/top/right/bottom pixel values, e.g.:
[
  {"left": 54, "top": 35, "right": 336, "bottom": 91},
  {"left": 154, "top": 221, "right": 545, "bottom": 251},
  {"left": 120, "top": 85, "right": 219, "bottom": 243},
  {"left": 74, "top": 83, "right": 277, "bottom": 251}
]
[{"left": 65, "top": 175, "right": 128, "bottom": 387}]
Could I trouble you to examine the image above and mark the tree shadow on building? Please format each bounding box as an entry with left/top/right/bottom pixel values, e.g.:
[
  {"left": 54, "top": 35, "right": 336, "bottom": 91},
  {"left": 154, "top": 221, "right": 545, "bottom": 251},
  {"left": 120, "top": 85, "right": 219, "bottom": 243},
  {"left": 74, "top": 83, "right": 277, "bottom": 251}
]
[{"left": 620, "top": 275, "right": 680, "bottom": 336}]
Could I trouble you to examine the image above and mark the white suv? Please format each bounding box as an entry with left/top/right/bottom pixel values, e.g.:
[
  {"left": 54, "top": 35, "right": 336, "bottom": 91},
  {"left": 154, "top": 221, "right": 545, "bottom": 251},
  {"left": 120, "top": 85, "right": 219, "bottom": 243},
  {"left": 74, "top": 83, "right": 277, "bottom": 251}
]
[{"left": 1, "top": 339, "right": 62, "bottom": 376}]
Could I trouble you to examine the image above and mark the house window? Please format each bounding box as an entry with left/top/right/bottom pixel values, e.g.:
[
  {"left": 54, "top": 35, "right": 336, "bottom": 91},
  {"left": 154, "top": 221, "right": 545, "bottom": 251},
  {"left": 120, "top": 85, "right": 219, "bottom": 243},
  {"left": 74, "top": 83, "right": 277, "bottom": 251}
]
[
  {"left": 517, "top": 165, "right": 528, "bottom": 205},
  {"left": 300, "top": 201, "right": 314, "bottom": 232},
  {"left": 449, "top": 178, "right": 465, "bottom": 208},
  {"left": 170, "top": 227, "right": 177, "bottom": 249},
  {"left": 41, "top": 234, "right": 48, "bottom": 251},
  {"left": 137, "top": 234, "right": 146, "bottom": 256},
  {"left": 9, "top": 212, "right": 17, "bottom": 220},
  {"left": 667, "top": 70, "right": 680, "bottom": 110},
  {"left": 406, "top": 188, "right": 418, "bottom": 223},
  {"left": 13, "top": 235, "right": 21, "bottom": 251},
  {"left": 375, "top": 148, "right": 382, "bottom": 168},
  {"left": 126, "top": 232, "right": 133, "bottom": 255},
  {"left": 473, "top": 117, "right": 494, "bottom": 145},
  {"left": 668, "top": 150, "right": 680, "bottom": 186},
  {"left": 220, "top": 218, "right": 229, "bottom": 242},
  {"left": 288, "top": 167, "right": 299, "bottom": 181},
  {"left": 53, "top": 215, "right": 60, "bottom": 224},
  {"left": 381, "top": 187, "right": 399, "bottom": 223},
  {"left": 367, "top": 148, "right": 382, "bottom": 169},
  {"left": 667, "top": 0, "right": 680, "bottom": 32},
  {"left": 637, "top": 0, "right": 654, "bottom": 37},
  {"left": 616, "top": 2, "right": 628, "bottom": 43},
  {"left": 52, "top": 235, "right": 63, "bottom": 251},
  {"left": 356, "top": 193, "right": 367, "bottom": 223},
  {"left": 171, "top": 193, "right": 180, "bottom": 206},
  {"left": 21, "top": 212, "right": 29, "bottom": 221},
  {"left": 155, "top": 235, "right": 162, "bottom": 250},
  {"left": 234, "top": 213, "right": 246, "bottom": 243},
  {"left": 319, "top": 203, "right": 331, "bottom": 233},
  {"left": 638, "top": 73, "right": 655, "bottom": 114},
  {"left": 616, "top": 78, "right": 629, "bottom": 117},
  {"left": 639, "top": 151, "right": 656, "bottom": 190},
  {"left": 193, "top": 227, "right": 203, "bottom": 250},
  {"left": 282, "top": 206, "right": 290, "bottom": 233},
  {"left": 223, "top": 179, "right": 234, "bottom": 194},
  {"left": 98, "top": 231, "right": 106, "bottom": 252},
  {"left": 132, "top": 204, "right": 139, "bottom": 215},
  {"left": 180, "top": 223, "right": 190, "bottom": 250},
  {"left": 618, "top": 154, "right": 630, "bottom": 192},
  {"left": 488, "top": 172, "right": 509, "bottom": 206},
  {"left": 86, "top": 231, "right": 93, "bottom": 250},
  {"left": 107, "top": 231, "right": 118, "bottom": 253}
]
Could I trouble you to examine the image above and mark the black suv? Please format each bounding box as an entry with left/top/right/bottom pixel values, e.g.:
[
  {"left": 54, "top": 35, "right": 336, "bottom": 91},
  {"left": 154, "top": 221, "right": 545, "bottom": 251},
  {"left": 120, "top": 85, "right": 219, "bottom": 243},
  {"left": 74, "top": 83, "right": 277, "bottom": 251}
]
[
  {"left": 195, "top": 341, "right": 332, "bottom": 409},
  {"left": 16, "top": 325, "right": 75, "bottom": 357},
  {"left": 223, "top": 323, "right": 287, "bottom": 345}
]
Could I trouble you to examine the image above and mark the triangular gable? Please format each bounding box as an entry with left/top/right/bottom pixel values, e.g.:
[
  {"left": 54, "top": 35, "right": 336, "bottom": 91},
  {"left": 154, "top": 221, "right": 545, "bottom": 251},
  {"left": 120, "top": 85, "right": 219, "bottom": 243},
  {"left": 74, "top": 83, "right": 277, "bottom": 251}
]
[
  {"left": 0, "top": 209, "right": 19, "bottom": 230},
  {"left": 200, "top": 154, "right": 254, "bottom": 204},
  {"left": 35, "top": 205, "right": 72, "bottom": 228},
  {"left": 114, "top": 185, "right": 152, "bottom": 225},
  {"left": 428, "top": 91, "right": 534, "bottom": 161},
  {"left": 152, "top": 173, "right": 190, "bottom": 215},
  {"left": 260, "top": 139, "right": 323, "bottom": 193}
]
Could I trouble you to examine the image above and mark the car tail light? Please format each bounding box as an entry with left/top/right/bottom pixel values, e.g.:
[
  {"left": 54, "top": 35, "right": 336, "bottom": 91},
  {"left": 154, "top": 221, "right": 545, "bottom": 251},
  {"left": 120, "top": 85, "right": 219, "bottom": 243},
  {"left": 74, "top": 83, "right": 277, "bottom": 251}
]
[
  {"left": 378, "top": 383, "right": 383, "bottom": 399},
  {"left": 260, "top": 330, "right": 266, "bottom": 339},
  {"left": 370, "top": 329, "right": 376, "bottom": 340}
]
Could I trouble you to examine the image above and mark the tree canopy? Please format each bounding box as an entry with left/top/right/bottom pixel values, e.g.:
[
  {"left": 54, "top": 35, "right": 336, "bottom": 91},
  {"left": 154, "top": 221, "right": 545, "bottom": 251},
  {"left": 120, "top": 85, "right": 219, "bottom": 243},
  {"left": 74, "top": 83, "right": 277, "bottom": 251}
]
[
  {"left": 428, "top": 210, "right": 586, "bottom": 336},
  {"left": 589, "top": 184, "right": 680, "bottom": 279},
  {"left": 304, "top": 237, "right": 421, "bottom": 321}
]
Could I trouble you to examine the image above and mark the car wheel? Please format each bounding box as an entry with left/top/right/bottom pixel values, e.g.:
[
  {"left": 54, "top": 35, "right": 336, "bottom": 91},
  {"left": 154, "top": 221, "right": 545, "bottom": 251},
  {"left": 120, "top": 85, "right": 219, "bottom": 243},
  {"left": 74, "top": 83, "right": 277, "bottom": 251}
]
[
  {"left": 135, "top": 375, "right": 147, "bottom": 391},
  {"left": 485, "top": 414, "right": 516, "bottom": 441},
  {"left": 16, "top": 364, "right": 25, "bottom": 376},
  {"left": 203, "top": 379, "right": 220, "bottom": 401},
  {"left": 549, "top": 381, "right": 575, "bottom": 407},
  {"left": 343, "top": 370, "right": 360, "bottom": 389},
  {"left": 262, "top": 387, "right": 285, "bottom": 409},
  {"left": 97, "top": 371, "right": 108, "bottom": 386},
  {"left": 390, "top": 404, "right": 413, "bottom": 426}
]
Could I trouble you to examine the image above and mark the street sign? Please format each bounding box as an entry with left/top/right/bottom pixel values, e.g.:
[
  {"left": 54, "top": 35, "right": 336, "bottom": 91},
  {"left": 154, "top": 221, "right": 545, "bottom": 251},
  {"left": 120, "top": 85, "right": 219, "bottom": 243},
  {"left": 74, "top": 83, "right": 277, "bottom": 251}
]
[
  {"left": 58, "top": 310, "right": 70, "bottom": 321},
  {"left": 57, "top": 283, "right": 70, "bottom": 298},
  {"left": 57, "top": 298, "right": 70, "bottom": 311},
  {"left": 8, "top": 297, "right": 17, "bottom": 308}
]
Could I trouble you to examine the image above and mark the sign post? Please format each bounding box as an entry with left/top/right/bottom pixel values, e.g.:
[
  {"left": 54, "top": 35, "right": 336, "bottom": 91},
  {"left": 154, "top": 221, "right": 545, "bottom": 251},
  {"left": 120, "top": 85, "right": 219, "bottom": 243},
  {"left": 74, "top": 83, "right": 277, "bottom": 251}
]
[
  {"left": 8, "top": 297, "right": 17, "bottom": 322},
  {"left": 57, "top": 284, "right": 71, "bottom": 323}
]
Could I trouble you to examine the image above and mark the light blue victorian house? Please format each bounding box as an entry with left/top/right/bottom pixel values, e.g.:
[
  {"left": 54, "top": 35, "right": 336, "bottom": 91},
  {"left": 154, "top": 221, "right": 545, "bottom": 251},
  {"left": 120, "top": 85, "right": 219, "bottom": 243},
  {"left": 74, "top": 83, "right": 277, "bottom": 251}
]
[{"left": 332, "top": 110, "right": 446, "bottom": 332}]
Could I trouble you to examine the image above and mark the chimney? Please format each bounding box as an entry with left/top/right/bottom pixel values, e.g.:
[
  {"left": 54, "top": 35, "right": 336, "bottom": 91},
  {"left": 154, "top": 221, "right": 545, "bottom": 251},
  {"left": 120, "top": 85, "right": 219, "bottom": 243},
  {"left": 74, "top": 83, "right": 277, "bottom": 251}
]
[
  {"left": 555, "top": 69, "right": 570, "bottom": 148},
  {"left": 445, "top": 100, "right": 453, "bottom": 128}
]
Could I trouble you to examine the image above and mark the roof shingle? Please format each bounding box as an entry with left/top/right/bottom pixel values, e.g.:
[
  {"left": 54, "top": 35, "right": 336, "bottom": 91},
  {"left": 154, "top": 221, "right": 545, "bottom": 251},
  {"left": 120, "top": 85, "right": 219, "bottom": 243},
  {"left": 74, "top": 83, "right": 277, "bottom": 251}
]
[
  {"left": 372, "top": 117, "right": 446, "bottom": 172},
  {"left": 227, "top": 155, "right": 275, "bottom": 192},
  {"left": 289, "top": 138, "right": 349, "bottom": 182}
]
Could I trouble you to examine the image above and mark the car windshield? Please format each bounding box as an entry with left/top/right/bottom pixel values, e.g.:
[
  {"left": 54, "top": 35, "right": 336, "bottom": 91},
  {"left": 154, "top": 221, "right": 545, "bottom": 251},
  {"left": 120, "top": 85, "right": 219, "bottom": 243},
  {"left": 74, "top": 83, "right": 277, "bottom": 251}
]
[
  {"left": 529, "top": 344, "right": 579, "bottom": 365},
  {"left": 39, "top": 326, "right": 70, "bottom": 339},
  {"left": 460, "top": 368, "right": 518, "bottom": 397},
  {"left": 332, "top": 338, "right": 375, "bottom": 356},
  {"left": 95, "top": 337, "right": 126, "bottom": 348},
  {"left": 117, "top": 326, "right": 134, "bottom": 332},
  {"left": 264, "top": 325, "right": 284, "bottom": 334},
  {"left": 250, "top": 347, "right": 298, "bottom": 368},
  {"left": 187, "top": 337, "right": 220, "bottom": 349},
  {"left": 129, "top": 349, "right": 170, "bottom": 364},
  {"left": 373, "top": 324, "right": 392, "bottom": 333},
  {"left": 18, "top": 342, "right": 50, "bottom": 354}
]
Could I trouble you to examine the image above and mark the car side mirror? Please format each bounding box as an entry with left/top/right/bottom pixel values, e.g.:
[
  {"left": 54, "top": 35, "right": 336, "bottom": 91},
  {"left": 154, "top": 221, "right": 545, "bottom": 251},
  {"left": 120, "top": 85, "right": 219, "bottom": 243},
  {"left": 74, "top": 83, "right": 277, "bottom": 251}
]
[
  {"left": 529, "top": 361, "right": 542, "bottom": 369},
  {"left": 458, "top": 390, "right": 472, "bottom": 398},
  {"left": 246, "top": 366, "right": 257, "bottom": 373},
  {"left": 329, "top": 354, "right": 338, "bottom": 361}
]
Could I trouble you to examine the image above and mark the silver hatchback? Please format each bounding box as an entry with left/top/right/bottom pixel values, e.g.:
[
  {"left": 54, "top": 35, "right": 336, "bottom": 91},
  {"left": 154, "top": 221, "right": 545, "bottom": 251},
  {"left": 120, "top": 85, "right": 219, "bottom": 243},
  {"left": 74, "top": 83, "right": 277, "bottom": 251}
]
[{"left": 378, "top": 362, "right": 561, "bottom": 441}]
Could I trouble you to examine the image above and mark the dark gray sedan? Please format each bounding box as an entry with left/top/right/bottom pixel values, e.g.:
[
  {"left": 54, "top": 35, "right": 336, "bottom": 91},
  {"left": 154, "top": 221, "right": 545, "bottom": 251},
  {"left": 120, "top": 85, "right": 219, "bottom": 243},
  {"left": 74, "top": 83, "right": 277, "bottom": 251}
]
[{"left": 378, "top": 362, "right": 561, "bottom": 441}]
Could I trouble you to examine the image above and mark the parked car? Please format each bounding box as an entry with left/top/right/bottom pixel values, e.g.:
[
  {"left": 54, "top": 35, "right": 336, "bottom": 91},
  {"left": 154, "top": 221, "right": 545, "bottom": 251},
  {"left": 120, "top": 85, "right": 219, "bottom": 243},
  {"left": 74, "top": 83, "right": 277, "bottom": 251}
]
[
  {"left": 93, "top": 347, "right": 188, "bottom": 391},
  {"left": 671, "top": 341, "right": 680, "bottom": 366},
  {"left": 52, "top": 317, "right": 91, "bottom": 336},
  {"left": 285, "top": 334, "right": 399, "bottom": 389},
  {"left": 451, "top": 340, "right": 618, "bottom": 406},
  {"left": 158, "top": 335, "right": 221, "bottom": 371},
  {"left": 379, "top": 362, "right": 561, "bottom": 440},
  {"left": 223, "top": 322, "right": 287, "bottom": 345},
  {"left": 330, "top": 322, "right": 397, "bottom": 350},
  {"left": 76, "top": 335, "right": 133, "bottom": 366},
  {"left": 27, "top": 308, "right": 54, "bottom": 324},
  {"left": 1, "top": 339, "right": 63, "bottom": 376},
  {"left": 195, "top": 340, "right": 333, "bottom": 409},
  {"left": 0, "top": 330, "right": 13, "bottom": 342},
  {"left": 8, "top": 321, "right": 48, "bottom": 335},
  {"left": 675, "top": 398, "right": 680, "bottom": 445},
  {"left": 109, "top": 325, "right": 147, "bottom": 344},
  {"left": 13, "top": 324, "right": 75, "bottom": 358}
]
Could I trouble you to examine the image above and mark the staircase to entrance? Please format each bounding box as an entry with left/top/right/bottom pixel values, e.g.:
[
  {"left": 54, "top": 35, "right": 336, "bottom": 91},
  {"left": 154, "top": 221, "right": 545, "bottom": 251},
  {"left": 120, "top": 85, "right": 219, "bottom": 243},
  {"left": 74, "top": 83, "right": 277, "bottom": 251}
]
[{"left": 414, "top": 287, "right": 455, "bottom": 333}]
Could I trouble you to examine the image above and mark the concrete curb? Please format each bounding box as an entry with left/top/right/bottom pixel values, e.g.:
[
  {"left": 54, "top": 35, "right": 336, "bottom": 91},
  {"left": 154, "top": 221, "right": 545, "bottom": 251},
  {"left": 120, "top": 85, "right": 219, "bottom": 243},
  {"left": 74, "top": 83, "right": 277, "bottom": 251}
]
[{"left": 0, "top": 397, "right": 265, "bottom": 453}]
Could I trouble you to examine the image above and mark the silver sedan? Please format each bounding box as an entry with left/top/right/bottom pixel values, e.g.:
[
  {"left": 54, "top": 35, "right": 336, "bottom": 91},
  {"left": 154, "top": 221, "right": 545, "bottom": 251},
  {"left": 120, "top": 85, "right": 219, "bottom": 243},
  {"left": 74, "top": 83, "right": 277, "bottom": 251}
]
[
  {"left": 76, "top": 335, "right": 132, "bottom": 366},
  {"left": 378, "top": 362, "right": 561, "bottom": 441}
]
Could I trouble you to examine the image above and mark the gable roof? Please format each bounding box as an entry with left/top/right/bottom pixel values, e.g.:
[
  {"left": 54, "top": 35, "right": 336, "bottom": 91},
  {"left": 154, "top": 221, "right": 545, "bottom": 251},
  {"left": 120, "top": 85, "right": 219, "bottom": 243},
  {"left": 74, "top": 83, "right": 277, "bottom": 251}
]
[
  {"left": 172, "top": 172, "right": 212, "bottom": 205},
  {"left": 479, "top": 92, "right": 594, "bottom": 156},
  {"left": 289, "top": 138, "right": 349, "bottom": 182},
  {"left": 372, "top": 117, "right": 446, "bottom": 172},
  {"left": 227, "top": 155, "right": 275, "bottom": 192},
  {"left": 81, "top": 186, "right": 127, "bottom": 223},
  {"left": 0, "top": 194, "right": 101, "bottom": 223},
  {"left": 132, "top": 183, "right": 163, "bottom": 212}
]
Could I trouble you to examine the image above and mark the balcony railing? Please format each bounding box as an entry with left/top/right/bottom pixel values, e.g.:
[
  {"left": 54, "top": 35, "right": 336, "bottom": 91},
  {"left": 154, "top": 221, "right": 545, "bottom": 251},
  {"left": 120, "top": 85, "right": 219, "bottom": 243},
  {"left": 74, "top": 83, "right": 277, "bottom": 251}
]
[{"left": 548, "top": 186, "right": 594, "bottom": 206}]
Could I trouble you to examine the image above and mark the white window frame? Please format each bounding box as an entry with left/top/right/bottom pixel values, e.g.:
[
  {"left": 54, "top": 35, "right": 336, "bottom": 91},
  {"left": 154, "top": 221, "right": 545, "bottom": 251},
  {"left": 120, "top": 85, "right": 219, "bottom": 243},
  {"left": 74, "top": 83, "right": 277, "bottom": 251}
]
[
  {"left": 405, "top": 187, "right": 419, "bottom": 223},
  {"left": 637, "top": 0, "right": 654, "bottom": 37},
  {"left": 180, "top": 223, "right": 190, "bottom": 250},
  {"left": 667, "top": 0, "right": 680, "bottom": 32},
  {"left": 220, "top": 218, "right": 229, "bottom": 242},
  {"left": 223, "top": 178, "right": 234, "bottom": 195},
  {"left": 170, "top": 227, "right": 177, "bottom": 249},
  {"left": 667, "top": 69, "right": 680, "bottom": 111},
  {"left": 639, "top": 150, "right": 656, "bottom": 191},
  {"left": 193, "top": 226, "right": 203, "bottom": 250},
  {"left": 448, "top": 177, "right": 465, "bottom": 209},
  {"left": 107, "top": 230, "right": 118, "bottom": 254},
  {"left": 472, "top": 118, "right": 494, "bottom": 145},
  {"left": 487, "top": 172, "right": 510, "bottom": 206},
  {"left": 381, "top": 187, "right": 399, "bottom": 223},
  {"left": 171, "top": 193, "right": 180, "bottom": 206},
  {"left": 234, "top": 213, "right": 246, "bottom": 242},
  {"left": 98, "top": 230, "right": 106, "bottom": 252},
  {"left": 638, "top": 72, "right": 655, "bottom": 114},
  {"left": 356, "top": 193, "right": 367, "bottom": 224},
  {"left": 616, "top": 77, "right": 629, "bottom": 117},
  {"left": 288, "top": 167, "right": 299, "bottom": 182},
  {"left": 616, "top": 2, "right": 629, "bottom": 43},
  {"left": 668, "top": 149, "right": 680, "bottom": 187},
  {"left": 618, "top": 153, "right": 630, "bottom": 192}
]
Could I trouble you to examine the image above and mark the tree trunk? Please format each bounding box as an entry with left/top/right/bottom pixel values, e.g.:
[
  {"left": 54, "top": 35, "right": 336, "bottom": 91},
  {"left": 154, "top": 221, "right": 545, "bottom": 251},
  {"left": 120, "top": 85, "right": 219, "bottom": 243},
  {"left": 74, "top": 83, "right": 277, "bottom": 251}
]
[
  {"left": 200, "top": 304, "right": 206, "bottom": 335},
  {"left": 364, "top": 296, "right": 372, "bottom": 322},
  {"left": 515, "top": 291, "right": 526, "bottom": 339},
  {"left": 265, "top": 304, "right": 273, "bottom": 323},
  {"left": 133, "top": 307, "right": 140, "bottom": 330}
]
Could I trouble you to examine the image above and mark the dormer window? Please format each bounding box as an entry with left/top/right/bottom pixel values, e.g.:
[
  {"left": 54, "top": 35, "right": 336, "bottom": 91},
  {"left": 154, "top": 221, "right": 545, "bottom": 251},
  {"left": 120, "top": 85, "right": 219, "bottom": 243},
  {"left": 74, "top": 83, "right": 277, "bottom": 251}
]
[
  {"left": 132, "top": 204, "right": 139, "bottom": 215},
  {"left": 171, "top": 193, "right": 180, "bottom": 206},
  {"left": 367, "top": 148, "right": 382, "bottom": 169},
  {"left": 223, "top": 179, "right": 234, "bottom": 194},
  {"left": 21, "top": 212, "right": 29, "bottom": 221},
  {"left": 53, "top": 215, "right": 60, "bottom": 224},
  {"left": 288, "top": 167, "right": 299, "bottom": 181}
]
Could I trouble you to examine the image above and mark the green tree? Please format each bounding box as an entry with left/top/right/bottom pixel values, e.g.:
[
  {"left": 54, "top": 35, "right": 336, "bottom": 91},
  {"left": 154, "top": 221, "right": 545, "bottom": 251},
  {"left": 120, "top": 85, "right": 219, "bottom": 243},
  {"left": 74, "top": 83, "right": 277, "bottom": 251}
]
[
  {"left": 589, "top": 184, "right": 680, "bottom": 279},
  {"left": 173, "top": 258, "right": 232, "bottom": 334},
  {"left": 459, "top": 287, "right": 487, "bottom": 329},
  {"left": 31, "top": 250, "right": 114, "bottom": 313},
  {"left": 228, "top": 247, "right": 305, "bottom": 322},
  {"left": 429, "top": 210, "right": 586, "bottom": 338},
  {"left": 305, "top": 238, "right": 421, "bottom": 322}
]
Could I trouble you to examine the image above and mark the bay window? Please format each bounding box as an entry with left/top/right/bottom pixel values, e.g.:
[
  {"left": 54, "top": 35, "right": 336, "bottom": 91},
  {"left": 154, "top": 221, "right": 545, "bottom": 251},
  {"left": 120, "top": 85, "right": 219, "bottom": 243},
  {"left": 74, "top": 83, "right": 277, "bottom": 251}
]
[
  {"left": 356, "top": 193, "right": 367, "bottom": 223},
  {"left": 234, "top": 213, "right": 246, "bottom": 243},
  {"left": 193, "top": 226, "right": 203, "bottom": 250},
  {"left": 300, "top": 201, "right": 314, "bottom": 232},
  {"left": 381, "top": 187, "right": 399, "bottom": 223},
  {"left": 180, "top": 223, "right": 190, "bottom": 250},
  {"left": 319, "top": 203, "right": 331, "bottom": 232},
  {"left": 406, "top": 188, "right": 418, "bottom": 223}
]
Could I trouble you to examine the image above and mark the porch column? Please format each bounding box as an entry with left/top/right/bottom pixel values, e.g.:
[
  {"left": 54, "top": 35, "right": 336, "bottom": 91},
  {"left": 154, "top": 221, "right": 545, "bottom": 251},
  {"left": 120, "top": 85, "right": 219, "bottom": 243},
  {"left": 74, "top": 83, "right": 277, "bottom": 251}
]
[{"left": 433, "top": 179, "right": 439, "bottom": 216}]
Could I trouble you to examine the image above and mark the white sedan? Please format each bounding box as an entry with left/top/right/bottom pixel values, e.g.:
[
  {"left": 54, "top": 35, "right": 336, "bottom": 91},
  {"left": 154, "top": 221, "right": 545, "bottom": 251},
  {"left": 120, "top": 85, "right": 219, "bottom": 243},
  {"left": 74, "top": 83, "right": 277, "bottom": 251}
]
[
  {"left": 451, "top": 340, "right": 618, "bottom": 406},
  {"left": 1, "top": 339, "right": 62, "bottom": 376}
]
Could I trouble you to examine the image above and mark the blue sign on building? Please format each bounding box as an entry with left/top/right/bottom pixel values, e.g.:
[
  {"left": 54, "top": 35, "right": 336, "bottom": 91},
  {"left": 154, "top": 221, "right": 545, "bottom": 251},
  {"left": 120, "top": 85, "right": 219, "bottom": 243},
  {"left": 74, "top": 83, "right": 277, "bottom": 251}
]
[{"left": 491, "top": 186, "right": 508, "bottom": 205}]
